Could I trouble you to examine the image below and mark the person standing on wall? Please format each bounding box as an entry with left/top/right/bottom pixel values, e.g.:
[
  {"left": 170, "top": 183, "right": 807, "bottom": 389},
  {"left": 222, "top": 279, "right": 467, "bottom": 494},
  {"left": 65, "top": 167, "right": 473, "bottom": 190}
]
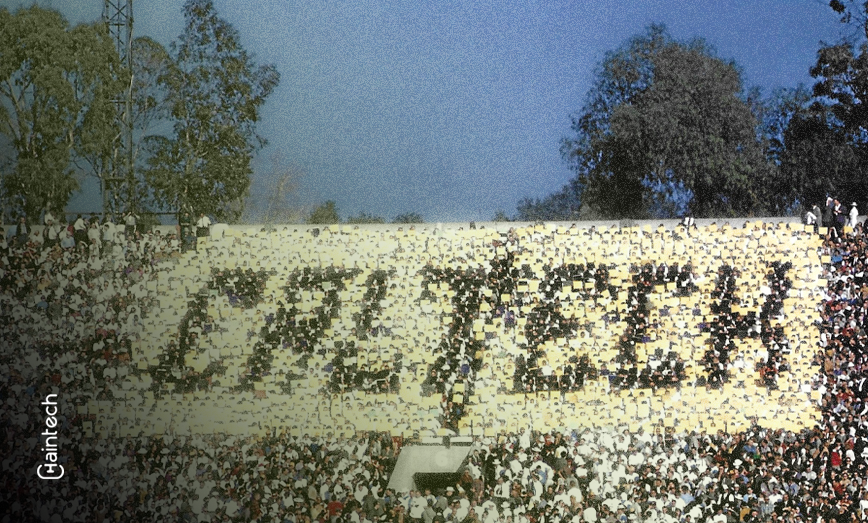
[
  {"left": 73, "top": 214, "right": 87, "bottom": 245},
  {"left": 124, "top": 211, "right": 138, "bottom": 240},
  {"left": 179, "top": 211, "right": 195, "bottom": 253},
  {"left": 196, "top": 212, "right": 212, "bottom": 253},
  {"left": 12, "top": 215, "right": 29, "bottom": 248},
  {"left": 44, "top": 213, "right": 60, "bottom": 249}
]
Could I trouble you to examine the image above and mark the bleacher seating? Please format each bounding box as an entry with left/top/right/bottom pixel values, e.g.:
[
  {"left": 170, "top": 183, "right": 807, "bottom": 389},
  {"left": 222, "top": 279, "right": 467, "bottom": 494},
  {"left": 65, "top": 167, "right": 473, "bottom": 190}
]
[
  {"left": 12, "top": 216, "right": 862, "bottom": 522},
  {"left": 105, "top": 221, "right": 825, "bottom": 438}
]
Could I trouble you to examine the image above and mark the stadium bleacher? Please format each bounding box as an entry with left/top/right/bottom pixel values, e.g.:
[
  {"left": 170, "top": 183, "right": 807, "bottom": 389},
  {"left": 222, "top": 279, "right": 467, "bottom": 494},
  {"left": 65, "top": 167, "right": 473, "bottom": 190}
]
[
  {"left": 3, "top": 218, "right": 865, "bottom": 522},
  {"left": 108, "top": 221, "right": 823, "bottom": 439}
]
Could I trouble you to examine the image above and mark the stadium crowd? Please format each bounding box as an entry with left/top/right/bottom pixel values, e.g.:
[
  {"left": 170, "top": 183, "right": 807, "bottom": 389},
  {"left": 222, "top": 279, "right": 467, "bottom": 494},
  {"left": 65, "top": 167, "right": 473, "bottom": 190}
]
[{"left": 2, "top": 212, "right": 868, "bottom": 523}]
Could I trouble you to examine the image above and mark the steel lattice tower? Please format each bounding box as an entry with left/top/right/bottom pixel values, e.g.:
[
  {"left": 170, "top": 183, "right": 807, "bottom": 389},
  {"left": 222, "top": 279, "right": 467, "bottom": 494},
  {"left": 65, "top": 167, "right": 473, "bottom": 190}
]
[{"left": 103, "top": 0, "right": 134, "bottom": 215}]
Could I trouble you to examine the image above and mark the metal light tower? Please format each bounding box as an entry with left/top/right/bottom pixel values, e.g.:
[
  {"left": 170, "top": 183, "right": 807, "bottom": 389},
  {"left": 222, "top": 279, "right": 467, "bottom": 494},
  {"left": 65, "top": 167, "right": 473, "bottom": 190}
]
[{"left": 103, "top": 0, "right": 134, "bottom": 216}]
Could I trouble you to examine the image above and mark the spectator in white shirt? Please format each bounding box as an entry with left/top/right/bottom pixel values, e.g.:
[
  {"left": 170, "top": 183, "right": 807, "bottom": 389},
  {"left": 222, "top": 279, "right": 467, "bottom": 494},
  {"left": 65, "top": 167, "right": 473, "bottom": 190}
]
[{"left": 196, "top": 212, "right": 212, "bottom": 252}]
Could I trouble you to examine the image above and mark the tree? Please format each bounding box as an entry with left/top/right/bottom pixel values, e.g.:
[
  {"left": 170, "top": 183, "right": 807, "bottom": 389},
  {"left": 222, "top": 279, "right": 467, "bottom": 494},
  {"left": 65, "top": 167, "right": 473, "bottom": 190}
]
[
  {"left": 0, "top": 7, "right": 121, "bottom": 219},
  {"left": 307, "top": 201, "right": 339, "bottom": 224},
  {"left": 799, "top": 0, "right": 868, "bottom": 203},
  {"left": 747, "top": 83, "right": 863, "bottom": 213},
  {"left": 733, "top": 85, "right": 812, "bottom": 214},
  {"left": 241, "top": 152, "right": 304, "bottom": 224},
  {"left": 754, "top": 86, "right": 812, "bottom": 166},
  {"left": 811, "top": 42, "right": 868, "bottom": 145},
  {"left": 73, "top": 27, "right": 133, "bottom": 217},
  {"left": 392, "top": 212, "right": 424, "bottom": 224},
  {"left": 515, "top": 179, "right": 582, "bottom": 221},
  {"left": 828, "top": 0, "right": 868, "bottom": 41},
  {"left": 143, "top": 0, "right": 279, "bottom": 222},
  {"left": 346, "top": 212, "right": 385, "bottom": 224},
  {"left": 779, "top": 111, "right": 860, "bottom": 209},
  {"left": 117, "top": 36, "right": 174, "bottom": 214},
  {"left": 757, "top": 0, "right": 868, "bottom": 214},
  {"left": 491, "top": 210, "right": 512, "bottom": 222},
  {"left": 131, "top": 37, "right": 173, "bottom": 142},
  {"left": 560, "top": 24, "right": 771, "bottom": 219}
]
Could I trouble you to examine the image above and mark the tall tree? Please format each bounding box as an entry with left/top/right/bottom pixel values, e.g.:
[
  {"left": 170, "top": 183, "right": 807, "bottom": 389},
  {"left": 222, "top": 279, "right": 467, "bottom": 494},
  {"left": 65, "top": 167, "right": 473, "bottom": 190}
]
[
  {"left": 72, "top": 24, "right": 131, "bottom": 216},
  {"left": 491, "top": 210, "right": 512, "bottom": 222},
  {"left": 392, "top": 212, "right": 424, "bottom": 224},
  {"left": 113, "top": 36, "right": 174, "bottom": 214},
  {"left": 751, "top": 85, "right": 814, "bottom": 213},
  {"left": 0, "top": 7, "right": 121, "bottom": 219},
  {"left": 515, "top": 177, "right": 583, "bottom": 221},
  {"left": 131, "top": 37, "right": 173, "bottom": 147},
  {"left": 144, "top": 0, "right": 279, "bottom": 222},
  {"left": 307, "top": 201, "right": 339, "bottom": 225},
  {"left": 812, "top": 40, "right": 868, "bottom": 152},
  {"left": 779, "top": 111, "right": 859, "bottom": 209},
  {"left": 560, "top": 24, "right": 771, "bottom": 219},
  {"left": 245, "top": 152, "right": 304, "bottom": 225},
  {"left": 801, "top": 0, "right": 868, "bottom": 202},
  {"left": 346, "top": 212, "right": 385, "bottom": 224},
  {"left": 828, "top": 0, "right": 868, "bottom": 40},
  {"left": 755, "top": 86, "right": 812, "bottom": 167}
]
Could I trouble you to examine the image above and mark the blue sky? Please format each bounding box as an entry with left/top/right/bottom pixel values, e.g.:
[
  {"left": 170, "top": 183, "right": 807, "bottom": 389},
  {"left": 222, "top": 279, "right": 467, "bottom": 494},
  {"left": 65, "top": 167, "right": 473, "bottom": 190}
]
[{"left": 6, "top": 0, "right": 848, "bottom": 222}]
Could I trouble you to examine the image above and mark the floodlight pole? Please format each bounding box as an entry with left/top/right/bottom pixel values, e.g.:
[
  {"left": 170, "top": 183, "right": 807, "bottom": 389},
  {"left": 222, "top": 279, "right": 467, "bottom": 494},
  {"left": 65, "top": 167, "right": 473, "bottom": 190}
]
[{"left": 103, "top": 0, "right": 135, "bottom": 217}]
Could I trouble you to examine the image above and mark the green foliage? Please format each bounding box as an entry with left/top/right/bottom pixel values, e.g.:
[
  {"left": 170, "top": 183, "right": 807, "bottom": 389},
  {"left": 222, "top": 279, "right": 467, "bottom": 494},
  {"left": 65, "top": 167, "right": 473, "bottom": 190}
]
[
  {"left": 754, "top": 86, "right": 812, "bottom": 167},
  {"left": 492, "top": 210, "right": 512, "bottom": 222},
  {"left": 515, "top": 180, "right": 582, "bottom": 221},
  {"left": 0, "top": 6, "right": 121, "bottom": 219},
  {"left": 73, "top": 24, "right": 133, "bottom": 214},
  {"left": 811, "top": 40, "right": 868, "bottom": 167},
  {"left": 750, "top": 84, "right": 855, "bottom": 213},
  {"left": 807, "top": 3, "right": 868, "bottom": 201},
  {"left": 307, "top": 201, "right": 339, "bottom": 224},
  {"left": 346, "top": 212, "right": 385, "bottom": 224},
  {"left": 561, "top": 24, "right": 772, "bottom": 219},
  {"left": 120, "top": 36, "right": 174, "bottom": 213},
  {"left": 143, "top": 0, "right": 279, "bottom": 222},
  {"left": 763, "top": 1, "right": 868, "bottom": 212},
  {"left": 392, "top": 212, "right": 424, "bottom": 224},
  {"left": 827, "top": 0, "right": 868, "bottom": 40},
  {"left": 131, "top": 37, "right": 173, "bottom": 131},
  {"left": 781, "top": 111, "right": 859, "bottom": 209}
]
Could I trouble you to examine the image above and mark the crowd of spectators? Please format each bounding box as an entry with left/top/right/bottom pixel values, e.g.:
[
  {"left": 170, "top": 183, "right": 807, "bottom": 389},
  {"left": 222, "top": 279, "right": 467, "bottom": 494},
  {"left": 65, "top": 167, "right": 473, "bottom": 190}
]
[
  {"left": 3, "top": 214, "right": 868, "bottom": 523},
  {"left": 0, "top": 212, "right": 185, "bottom": 521},
  {"left": 806, "top": 198, "right": 860, "bottom": 239}
]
